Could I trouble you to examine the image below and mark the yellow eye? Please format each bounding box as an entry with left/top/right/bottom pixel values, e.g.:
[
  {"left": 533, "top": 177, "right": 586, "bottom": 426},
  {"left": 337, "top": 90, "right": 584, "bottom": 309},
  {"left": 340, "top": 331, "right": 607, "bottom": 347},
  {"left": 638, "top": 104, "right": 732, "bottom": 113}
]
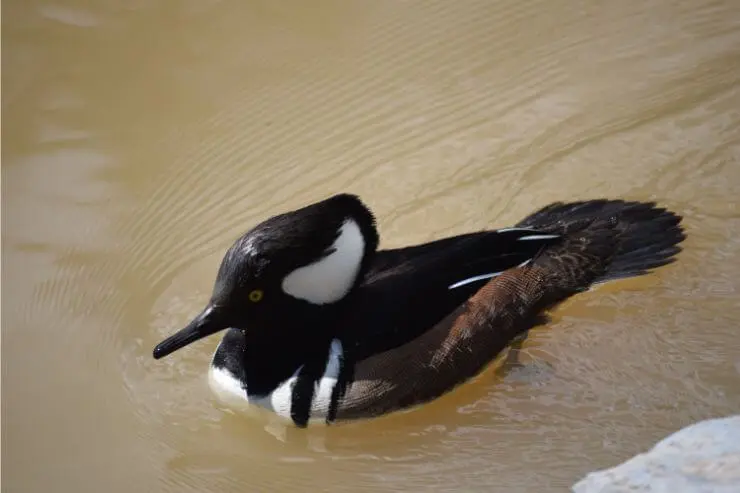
[{"left": 248, "top": 289, "right": 264, "bottom": 303}]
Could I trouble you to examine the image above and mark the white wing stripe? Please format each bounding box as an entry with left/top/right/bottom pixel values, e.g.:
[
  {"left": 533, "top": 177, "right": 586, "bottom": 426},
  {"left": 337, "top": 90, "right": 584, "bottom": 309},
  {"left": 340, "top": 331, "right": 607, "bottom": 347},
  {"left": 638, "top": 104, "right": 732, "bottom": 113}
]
[
  {"left": 447, "top": 259, "right": 534, "bottom": 290},
  {"left": 448, "top": 272, "right": 502, "bottom": 289},
  {"left": 495, "top": 227, "right": 533, "bottom": 233},
  {"left": 517, "top": 234, "right": 560, "bottom": 241}
]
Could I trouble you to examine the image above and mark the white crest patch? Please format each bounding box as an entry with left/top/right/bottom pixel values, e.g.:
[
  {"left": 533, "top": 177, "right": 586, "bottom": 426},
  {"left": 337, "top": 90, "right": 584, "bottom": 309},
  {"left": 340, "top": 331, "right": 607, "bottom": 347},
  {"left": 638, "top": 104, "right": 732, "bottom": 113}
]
[{"left": 282, "top": 219, "right": 365, "bottom": 304}]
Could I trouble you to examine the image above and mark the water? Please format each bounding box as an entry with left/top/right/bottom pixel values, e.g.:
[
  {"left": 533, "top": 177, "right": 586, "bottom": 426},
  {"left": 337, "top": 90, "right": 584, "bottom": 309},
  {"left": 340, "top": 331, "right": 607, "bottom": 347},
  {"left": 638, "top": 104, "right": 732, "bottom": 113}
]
[{"left": 3, "top": 1, "right": 740, "bottom": 491}]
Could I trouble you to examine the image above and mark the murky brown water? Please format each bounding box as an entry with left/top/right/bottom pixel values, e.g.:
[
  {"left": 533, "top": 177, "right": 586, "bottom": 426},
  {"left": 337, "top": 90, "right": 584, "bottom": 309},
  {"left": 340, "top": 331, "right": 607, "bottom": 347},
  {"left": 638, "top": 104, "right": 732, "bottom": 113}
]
[{"left": 3, "top": 0, "right": 740, "bottom": 491}]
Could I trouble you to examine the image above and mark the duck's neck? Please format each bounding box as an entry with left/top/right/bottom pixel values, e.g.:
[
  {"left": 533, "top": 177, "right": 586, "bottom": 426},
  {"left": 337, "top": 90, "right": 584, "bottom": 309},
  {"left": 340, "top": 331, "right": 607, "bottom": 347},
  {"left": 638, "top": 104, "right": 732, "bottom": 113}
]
[{"left": 211, "top": 310, "right": 339, "bottom": 397}]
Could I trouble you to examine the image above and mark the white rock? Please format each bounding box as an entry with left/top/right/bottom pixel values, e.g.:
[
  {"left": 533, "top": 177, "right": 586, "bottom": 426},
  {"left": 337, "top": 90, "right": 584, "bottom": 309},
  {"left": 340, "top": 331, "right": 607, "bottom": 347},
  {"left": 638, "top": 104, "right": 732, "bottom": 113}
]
[{"left": 573, "top": 415, "right": 740, "bottom": 493}]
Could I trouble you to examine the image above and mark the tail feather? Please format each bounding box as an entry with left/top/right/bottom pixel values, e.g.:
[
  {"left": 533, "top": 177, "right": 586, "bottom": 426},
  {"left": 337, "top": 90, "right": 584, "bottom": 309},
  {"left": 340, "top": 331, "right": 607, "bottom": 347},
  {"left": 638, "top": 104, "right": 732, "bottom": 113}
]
[{"left": 516, "top": 199, "right": 685, "bottom": 287}]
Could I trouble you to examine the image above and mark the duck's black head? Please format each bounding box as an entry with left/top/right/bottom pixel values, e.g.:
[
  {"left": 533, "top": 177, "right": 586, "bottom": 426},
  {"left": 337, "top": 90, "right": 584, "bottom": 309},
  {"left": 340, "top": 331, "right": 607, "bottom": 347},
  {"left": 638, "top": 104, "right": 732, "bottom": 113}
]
[{"left": 152, "top": 194, "right": 379, "bottom": 359}]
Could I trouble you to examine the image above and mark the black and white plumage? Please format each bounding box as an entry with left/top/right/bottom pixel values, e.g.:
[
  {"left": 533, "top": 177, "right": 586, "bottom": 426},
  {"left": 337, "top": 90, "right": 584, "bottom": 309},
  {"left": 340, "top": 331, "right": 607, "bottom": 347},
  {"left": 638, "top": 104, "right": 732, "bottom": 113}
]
[{"left": 153, "top": 194, "right": 685, "bottom": 427}]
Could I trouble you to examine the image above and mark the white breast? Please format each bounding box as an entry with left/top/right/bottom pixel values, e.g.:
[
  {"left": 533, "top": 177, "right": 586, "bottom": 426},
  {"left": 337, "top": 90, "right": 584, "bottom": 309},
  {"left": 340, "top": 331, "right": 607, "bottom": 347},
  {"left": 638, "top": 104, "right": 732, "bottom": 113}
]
[{"left": 208, "top": 338, "right": 344, "bottom": 425}]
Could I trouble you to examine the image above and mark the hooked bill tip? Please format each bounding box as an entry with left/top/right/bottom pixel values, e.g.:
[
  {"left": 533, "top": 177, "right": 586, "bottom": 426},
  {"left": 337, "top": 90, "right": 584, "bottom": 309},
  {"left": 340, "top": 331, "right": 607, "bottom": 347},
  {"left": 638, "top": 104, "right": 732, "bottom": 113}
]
[{"left": 151, "top": 305, "right": 225, "bottom": 360}]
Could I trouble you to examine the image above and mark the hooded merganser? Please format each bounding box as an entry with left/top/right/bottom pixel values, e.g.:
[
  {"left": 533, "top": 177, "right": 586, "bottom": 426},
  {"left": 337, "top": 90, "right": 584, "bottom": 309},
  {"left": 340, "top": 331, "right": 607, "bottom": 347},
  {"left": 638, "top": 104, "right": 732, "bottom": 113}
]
[{"left": 153, "top": 194, "right": 685, "bottom": 427}]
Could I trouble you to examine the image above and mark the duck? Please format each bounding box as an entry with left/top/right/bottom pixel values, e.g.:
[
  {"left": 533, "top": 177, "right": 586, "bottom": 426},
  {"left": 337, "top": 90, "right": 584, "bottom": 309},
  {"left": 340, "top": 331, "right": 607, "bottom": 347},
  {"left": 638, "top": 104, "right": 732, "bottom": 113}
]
[{"left": 152, "top": 193, "right": 685, "bottom": 427}]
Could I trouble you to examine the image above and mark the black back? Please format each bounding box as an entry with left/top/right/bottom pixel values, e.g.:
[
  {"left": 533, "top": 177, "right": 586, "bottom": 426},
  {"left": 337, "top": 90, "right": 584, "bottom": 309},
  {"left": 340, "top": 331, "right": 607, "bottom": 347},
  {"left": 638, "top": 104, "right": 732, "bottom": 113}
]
[{"left": 339, "top": 229, "right": 560, "bottom": 359}]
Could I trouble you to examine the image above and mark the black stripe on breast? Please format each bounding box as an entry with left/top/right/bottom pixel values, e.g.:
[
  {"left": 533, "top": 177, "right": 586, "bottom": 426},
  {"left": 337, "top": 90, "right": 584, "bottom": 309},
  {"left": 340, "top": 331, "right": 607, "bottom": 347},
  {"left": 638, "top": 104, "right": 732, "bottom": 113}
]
[
  {"left": 289, "top": 372, "right": 316, "bottom": 428},
  {"left": 289, "top": 348, "right": 331, "bottom": 428}
]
